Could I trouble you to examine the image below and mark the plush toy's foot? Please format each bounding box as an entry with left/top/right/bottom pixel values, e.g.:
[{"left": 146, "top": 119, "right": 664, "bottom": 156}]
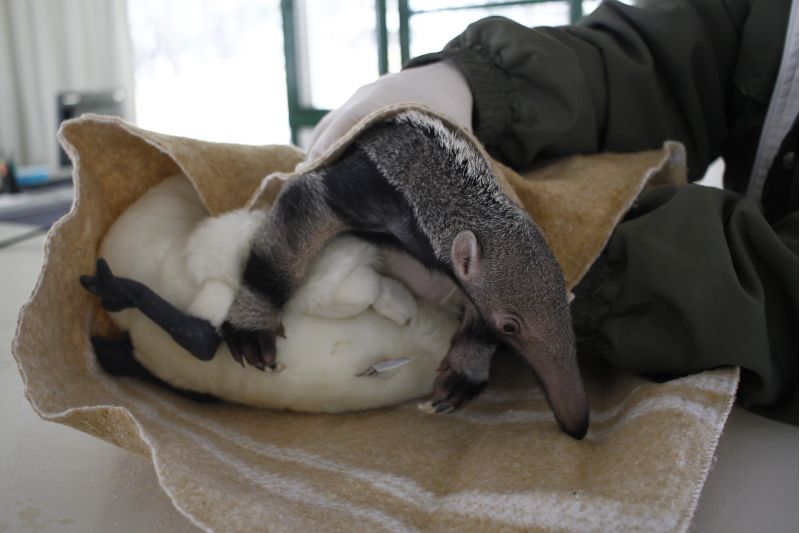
[
  {"left": 80, "top": 259, "right": 134, "bottom": 312},
  {"left": 91, "top": 332, "right": 218, "bottom": 403},
  {"left": 81, "top": 258, "right": 221, "bottom": 362},
  {"left": 220, "top": 322, "right": 283, "bottom": 371},
  {"left": 430, "top": 360, "right": 487, "bottom": 414},
  {"left": 92, "top": 331, "right": 141, "bottom": 376}
]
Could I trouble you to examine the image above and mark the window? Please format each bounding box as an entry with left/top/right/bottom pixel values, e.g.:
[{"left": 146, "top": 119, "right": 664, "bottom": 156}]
[
  {"left": 283, "top": 0, "right": 602, "bottom": 145},
  {"left": 127, "top": 1, "right": 603, "bottom": 147},
  {"left": 128, "top": 0, "right": 291, "bottom": 145}
]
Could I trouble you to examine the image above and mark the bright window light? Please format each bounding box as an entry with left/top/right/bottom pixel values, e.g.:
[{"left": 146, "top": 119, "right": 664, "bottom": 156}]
[{"left": 127, "top": 0, "right": 291, "bottom": 145}]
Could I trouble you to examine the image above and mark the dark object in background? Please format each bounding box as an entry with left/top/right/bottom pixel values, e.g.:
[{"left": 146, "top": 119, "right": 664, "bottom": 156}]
[
  {"left": 0, "top": 91, "right": 126, "bottom": 232},
  {"left": 57, "top": 90, "right": 126, "bottom": 167},
  {"left": 1, "top": 158, "right": 21, "bottom": 194},
  {"left": 0, "top": 156, "right": 73, "bottom": 227}
]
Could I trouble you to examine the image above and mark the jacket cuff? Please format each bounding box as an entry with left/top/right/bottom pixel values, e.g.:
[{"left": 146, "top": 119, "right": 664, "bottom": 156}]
[
  {"left": 570, "top": 250, "right": 614, "bottom": 347},
  {"left": 405, "top": 48, "right": 513, "bottom": 150}
]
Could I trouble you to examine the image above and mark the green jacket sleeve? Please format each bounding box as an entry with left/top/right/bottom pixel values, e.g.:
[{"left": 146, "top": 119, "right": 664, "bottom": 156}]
[
  {"left": 407, "top": 0, "right": 788, "bottom": 181},
  {"left": 570, "top": 184, "right": 798, "bottom": 420}
]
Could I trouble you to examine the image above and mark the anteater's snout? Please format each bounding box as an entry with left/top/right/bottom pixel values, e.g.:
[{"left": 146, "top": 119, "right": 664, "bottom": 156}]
[
  {"left": 555, "top": 393, "right": 590, "bottom": 440},
  {"left": 523, "top": 342, "right": 590, "bottom": 440}
]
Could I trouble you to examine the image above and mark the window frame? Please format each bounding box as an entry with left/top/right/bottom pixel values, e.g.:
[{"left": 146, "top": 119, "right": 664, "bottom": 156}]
[{"left": 280, "top": 0, "right": 584, "bottom": 144}]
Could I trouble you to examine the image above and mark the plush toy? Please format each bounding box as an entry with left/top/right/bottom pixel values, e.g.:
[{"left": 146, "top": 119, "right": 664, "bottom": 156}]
[{"left": 83, "top": 174, "right": 460, "bottom": 412}]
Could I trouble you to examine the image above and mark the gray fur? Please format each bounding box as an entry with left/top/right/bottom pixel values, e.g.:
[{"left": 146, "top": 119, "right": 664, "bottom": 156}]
[
  {"left": 224, "top": 111, "right": 588, "bottom": 438},
  {"left": 222, "top": 174, "right": 345, "bottom": 369},
  {"left": 226, "top": 285, "right": 280, "bottom": 332},
  {"left": 226, "top": 174, "right": 345, "bottom": 332},
  {"left": 441, "top": 303, "right": 496, "bottom": 383},
  {"left": 353, "top": 114, "right": 588, "bottom": 438}
]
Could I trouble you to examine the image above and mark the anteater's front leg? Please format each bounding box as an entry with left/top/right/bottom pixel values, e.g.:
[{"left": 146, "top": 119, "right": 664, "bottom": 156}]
[
  {"left": 223, "top": 175, "right": 346, "bottom": 369},
  {"left": 431, "top": 302, "right": 498, "bottom": 413}
]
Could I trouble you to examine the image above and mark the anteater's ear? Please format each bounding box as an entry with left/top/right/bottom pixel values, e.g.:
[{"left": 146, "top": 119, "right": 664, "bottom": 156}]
[{"left": 451, "top": 230, "right": 482, "bottom": 281}]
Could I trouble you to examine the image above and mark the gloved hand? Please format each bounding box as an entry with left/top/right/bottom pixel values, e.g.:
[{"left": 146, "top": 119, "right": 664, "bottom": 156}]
[{"left": 304, "top": 61, "right": 473, "bottom": 162}]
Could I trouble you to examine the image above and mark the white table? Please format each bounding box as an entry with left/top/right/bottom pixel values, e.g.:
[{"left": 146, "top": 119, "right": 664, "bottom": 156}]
[
  {"left": 0, "top": 223, "right": 198, "bottom": 532},
  {"left": 0, "top": 222, "right": 795, "bottom": 532}
]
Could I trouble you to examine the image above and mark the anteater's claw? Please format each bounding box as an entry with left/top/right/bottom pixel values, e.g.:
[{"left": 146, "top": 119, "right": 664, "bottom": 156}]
[
  {"left": 434, "top": 403, "right": 454, "bottom": 414},
  {"left": 431, "top": 366, "right": 486, "bottom": 413},
  {"left": 221, "top": 322, "right": 278, "bottom": 371}
]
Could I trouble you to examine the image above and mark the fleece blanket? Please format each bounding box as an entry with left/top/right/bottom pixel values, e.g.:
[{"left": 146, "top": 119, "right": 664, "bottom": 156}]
[{"left": 12, "top": 105, "right": 738, "bottom": 532}]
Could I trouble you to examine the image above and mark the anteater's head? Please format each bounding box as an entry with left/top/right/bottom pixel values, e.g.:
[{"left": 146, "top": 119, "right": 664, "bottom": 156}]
[{"left": 449, "top": 220, "right": 589, "bottom": 440}]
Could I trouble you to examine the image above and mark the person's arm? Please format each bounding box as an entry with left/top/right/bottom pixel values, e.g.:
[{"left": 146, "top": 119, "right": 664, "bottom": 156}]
[
  {"left": 406, "top": 0, "right": 764, "bottom": 179},
  {"left": 570, "top": 185, "right": 798, "bottom": 419}
]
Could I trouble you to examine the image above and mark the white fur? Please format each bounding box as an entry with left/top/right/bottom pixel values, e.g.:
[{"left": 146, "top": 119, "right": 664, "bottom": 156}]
[
  {"left": 186, "top": 209, "right": 266, "bottom": 289},
  {"left": 99, "top": 175, "right": 460, "bottom": 412}
]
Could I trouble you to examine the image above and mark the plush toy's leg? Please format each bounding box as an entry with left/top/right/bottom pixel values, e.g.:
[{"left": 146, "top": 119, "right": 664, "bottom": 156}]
[
  {"left": 431, "top": 303, "right": 497, "bottom": 413},
  {"left": 81, "top": 259, "right": 221, "bottom": 361},
  {"left": 91, "top": 332, "right": 218, "bottom": 403},
  {"left": 92, "top": 331, "right": 144, "bottom": 377}
]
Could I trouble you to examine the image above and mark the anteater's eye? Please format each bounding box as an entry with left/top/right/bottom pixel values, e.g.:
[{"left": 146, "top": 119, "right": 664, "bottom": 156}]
[{"left": 500, "top": 320, "right": 519, "bottom": 336}]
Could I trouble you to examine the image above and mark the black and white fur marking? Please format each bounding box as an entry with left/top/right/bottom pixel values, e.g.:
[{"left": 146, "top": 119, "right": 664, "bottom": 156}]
[{"left": 224, "top": 111, "right": 589, "bottom": 439}]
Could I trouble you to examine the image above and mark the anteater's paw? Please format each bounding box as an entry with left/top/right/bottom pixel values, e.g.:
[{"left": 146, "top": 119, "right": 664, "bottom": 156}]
[
  {"left": 221, "top": 321, "right": 283, "bottom": 372},
  {"left": 430, "top": 360, "right": 486, "bottom": 414},
  {"left": 80, "top": 258, "right": 135, "bottom": 312}
]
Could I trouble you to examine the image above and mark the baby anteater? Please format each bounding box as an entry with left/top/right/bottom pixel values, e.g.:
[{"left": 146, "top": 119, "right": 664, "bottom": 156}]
[{"left": 224, "top": 111, "right": 589, "bottom": 439}]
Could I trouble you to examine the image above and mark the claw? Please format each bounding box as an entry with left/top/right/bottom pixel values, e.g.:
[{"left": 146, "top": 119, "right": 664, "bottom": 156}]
[
  {"left": 431, "top": 365, "right": 486, "bottom": 413},
  {"left": 221, "top": 322, "right": 279, "bottom": 371},
  {"left": 276, "top": 323, "right": 286, "bottom": 339},
  {"left": 228, "top": 342, "right": 245, "bottom": 367},
  {"left": 221, "top": 322, "right": 245, "bottom": 367},
  {"left": 434, "top": 403, "right": 454, "bottom": 414},
  {"left": 241, "top": 336, "right": 266, "bottom": 371},
  {"left": 257, "top": 330, "right": 277, "bottom": 368}
]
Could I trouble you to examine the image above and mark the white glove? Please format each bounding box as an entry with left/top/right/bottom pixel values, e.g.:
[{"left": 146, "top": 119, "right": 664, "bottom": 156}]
[{"left": 304, "top": 61, "right": 473, "bottom": 162}]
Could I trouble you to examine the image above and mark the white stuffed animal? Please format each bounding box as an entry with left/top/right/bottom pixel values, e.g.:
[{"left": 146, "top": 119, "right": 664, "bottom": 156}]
[{"left": 90, "top": 174, "right": 461, "bottom": 412}]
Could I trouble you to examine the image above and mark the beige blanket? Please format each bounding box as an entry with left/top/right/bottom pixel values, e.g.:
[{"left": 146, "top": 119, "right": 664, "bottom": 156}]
[{"left": 12, "top": 105, "right": 737, "bottom": 532}]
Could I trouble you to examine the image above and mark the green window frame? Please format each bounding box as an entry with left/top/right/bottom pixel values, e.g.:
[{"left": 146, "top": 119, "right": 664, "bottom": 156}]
[{"left": 281, "top": 0, "right": 584, "bottom": 145}]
